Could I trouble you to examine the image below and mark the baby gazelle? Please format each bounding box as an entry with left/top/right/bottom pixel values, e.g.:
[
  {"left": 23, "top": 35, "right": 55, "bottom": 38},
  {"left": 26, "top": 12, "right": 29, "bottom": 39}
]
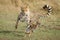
[{"left": 15, "top": 5, "right": 30, "bottom": 29}]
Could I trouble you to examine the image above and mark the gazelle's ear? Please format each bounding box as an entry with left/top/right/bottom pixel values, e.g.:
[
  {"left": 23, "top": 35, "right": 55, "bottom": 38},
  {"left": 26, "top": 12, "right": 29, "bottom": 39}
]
[
  {"left": 20, "top": 7, "right": 23, "bottom": 11},
  {"left": 20, "top": 5, "right": 22, "bottom": 9},
  {"left": 25, "top": 3, "right": 29, "bottom": 7},
  {"left": 20, "top": 5, "right": 24, "bottom": 9},
  {"left": 25, "top": 5, "right": 29, "bottom": 9}
]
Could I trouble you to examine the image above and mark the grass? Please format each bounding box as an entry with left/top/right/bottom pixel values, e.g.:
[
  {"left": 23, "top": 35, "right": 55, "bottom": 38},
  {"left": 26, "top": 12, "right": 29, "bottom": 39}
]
[
  {"left": 0, "top": 10, "right": 60, "bottom": 40},
  {"left": 0, "top": 0, "right": 60, "bottom": 40}
]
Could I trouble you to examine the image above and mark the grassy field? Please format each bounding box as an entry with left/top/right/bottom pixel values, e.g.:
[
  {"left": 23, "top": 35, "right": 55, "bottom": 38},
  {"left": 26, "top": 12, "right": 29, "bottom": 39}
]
[{"left": 0, "top": 0, "right": 60, "bottom": 40}]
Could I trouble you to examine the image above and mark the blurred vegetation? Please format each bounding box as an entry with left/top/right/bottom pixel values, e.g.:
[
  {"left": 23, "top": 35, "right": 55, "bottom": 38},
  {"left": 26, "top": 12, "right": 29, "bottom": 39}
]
[{"left": 0, "top": 0, "right": 60, "bottom": 40}]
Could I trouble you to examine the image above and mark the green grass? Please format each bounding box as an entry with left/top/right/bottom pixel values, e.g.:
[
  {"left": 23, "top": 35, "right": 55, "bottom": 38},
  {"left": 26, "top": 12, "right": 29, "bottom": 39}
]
[
  {"left": 0, "top": 0, "right": 60, "bottom": 40},
  {"left": 0, "top": 9, "right": 60, "bottom": 40}
]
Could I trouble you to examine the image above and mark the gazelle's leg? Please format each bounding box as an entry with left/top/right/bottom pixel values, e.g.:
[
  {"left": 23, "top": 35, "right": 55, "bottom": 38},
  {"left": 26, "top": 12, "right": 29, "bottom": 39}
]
[
  {"left": 15, "top": 20, "right": 19, "bottom": 29},
  {"left": 25, "top": 25, "right": 30, "bottom": 37},
  {"left": 25, "top": 25, "right": 30, "bottom": 33},
  {"left": 15, "top": 15, "right": 20, "bottom": 29}
]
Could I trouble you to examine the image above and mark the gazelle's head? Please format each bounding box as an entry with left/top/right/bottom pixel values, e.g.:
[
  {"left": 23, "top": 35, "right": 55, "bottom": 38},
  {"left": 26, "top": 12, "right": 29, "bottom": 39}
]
[{"left": 21, "top": 5, "right": 30, "bottom": 14}]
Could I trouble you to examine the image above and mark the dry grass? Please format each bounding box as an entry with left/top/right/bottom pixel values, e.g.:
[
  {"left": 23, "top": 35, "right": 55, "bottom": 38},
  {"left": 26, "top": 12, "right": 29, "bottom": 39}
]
[{"left": 0, "top": 0, "right": 60, "bottom": 40}]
